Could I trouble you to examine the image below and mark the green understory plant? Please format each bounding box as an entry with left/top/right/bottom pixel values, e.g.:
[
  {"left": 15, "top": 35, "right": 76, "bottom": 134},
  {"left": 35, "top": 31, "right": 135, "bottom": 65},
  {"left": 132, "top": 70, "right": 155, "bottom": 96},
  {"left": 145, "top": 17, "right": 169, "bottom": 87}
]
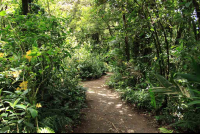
[{"left": 151, "top": 59, "right": 200, "bottom": 132}]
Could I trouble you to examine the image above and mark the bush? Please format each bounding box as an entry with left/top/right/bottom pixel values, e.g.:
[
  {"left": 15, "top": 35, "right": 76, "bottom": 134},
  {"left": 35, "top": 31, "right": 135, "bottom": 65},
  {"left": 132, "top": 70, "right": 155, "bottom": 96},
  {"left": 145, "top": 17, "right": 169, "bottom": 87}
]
[
  {"left": 121, "top": 88, "right": 153, "bottom": 111},
  {"left": 77, "top": 57, "right": 107, "bottom": 80},
  {"left": 67, "top": 46, "right": 108, "bottom": 80},
  {"left": 0, "top": 12, "right": 86, "bottom": 133}
]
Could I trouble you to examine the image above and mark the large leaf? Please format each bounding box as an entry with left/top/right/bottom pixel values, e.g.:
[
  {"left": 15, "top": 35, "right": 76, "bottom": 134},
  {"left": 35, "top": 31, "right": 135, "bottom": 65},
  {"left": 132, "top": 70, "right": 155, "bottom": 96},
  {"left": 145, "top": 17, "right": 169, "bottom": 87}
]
[
  {"left": 155, "top": 74, "right": 173, "bottom": 88},
  {"left": 151, "top": 86, "right": 180, "bottom": 95},
  {"left": 178, "top": 74, "right": 200, "bottom": 83},
  {"left": 188, "top": 100, "right": 200, "bottom": 106},
  {"left": 3, "top": 91, "right": 14, "bottom": 94},
  {"left": 0, "top": 88, "right": 2, "bottom": 96},
  {"left": 24, "top": 122, "right": 35, "bottom": 128},
  {"left": 151, "top": 87, "right": 173, "bottom": 92},
  {"left": 28, "top": 108, "right": 38, "bottom": 118},
  {"left": 18, "top": 118, "right": 24, "bottom": 124},
  {"left": 0, "top": 11, "right": 6, "bottom": 17},
  {"left": 159, "top": 127, "right": 173, "bottom": 133},
  {"left": 0, "top": 126, "right": 10, "bottom": 133},
  {"left": 1, "top": 113, "right": 8, "bottom": 117},
  {"left": 10, "top": 98, "right": 21, "bottom": 109},
  {"left": 15, "top": 104, "right": 27, "bottom": 110},
  {"left": 191, "top": 58, "right": 200, "bottom": 76}
]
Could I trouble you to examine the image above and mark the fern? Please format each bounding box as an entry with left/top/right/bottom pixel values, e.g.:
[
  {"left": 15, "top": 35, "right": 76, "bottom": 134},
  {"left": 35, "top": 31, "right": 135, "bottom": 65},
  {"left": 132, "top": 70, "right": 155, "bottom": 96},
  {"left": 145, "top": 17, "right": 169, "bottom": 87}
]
[
  {"left": 171, "top": 109, "right": 200, "bottom": 133},
  {"left": 40, "top": 115, "right": 73, "bottom": 133}
]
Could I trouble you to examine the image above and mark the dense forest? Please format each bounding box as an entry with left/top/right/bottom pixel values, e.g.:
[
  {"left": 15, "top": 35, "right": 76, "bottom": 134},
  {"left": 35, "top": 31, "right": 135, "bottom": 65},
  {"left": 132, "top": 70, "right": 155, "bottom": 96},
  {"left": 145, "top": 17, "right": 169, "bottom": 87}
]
[{"left": 0, "top": 0, "right": 200, "bottom": 133}]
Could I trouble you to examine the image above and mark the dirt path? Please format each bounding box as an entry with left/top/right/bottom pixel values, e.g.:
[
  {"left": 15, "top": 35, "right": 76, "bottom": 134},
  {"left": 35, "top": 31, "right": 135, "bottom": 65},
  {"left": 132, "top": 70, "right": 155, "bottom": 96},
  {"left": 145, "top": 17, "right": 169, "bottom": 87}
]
[{"left": 74, "top": 73, "right": 159, "bottom": 133}]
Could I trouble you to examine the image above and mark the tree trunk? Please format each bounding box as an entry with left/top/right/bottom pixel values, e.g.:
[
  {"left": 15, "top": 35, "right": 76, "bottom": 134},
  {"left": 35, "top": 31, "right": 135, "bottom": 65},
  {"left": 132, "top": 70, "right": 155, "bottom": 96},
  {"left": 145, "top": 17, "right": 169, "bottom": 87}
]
[
  {"left": 123, "top": 13, "right": 130, "bottom": 62},
  {"left": 193, "top": 0, "right": 200, "bottom": 40},
  {"left": 22, "top": 0, "right": 29, "bottom": 15}
]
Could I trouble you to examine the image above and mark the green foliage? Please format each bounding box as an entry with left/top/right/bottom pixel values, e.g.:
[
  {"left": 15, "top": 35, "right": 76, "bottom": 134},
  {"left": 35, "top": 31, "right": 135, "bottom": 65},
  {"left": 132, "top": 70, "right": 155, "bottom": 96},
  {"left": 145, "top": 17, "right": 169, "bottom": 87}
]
[
  {"left": 1, "top": 0, "right": 200, "bottom": 133},
  {"left": 171, "top": 109, "right": 200, "bottom": 133},
  {"left": 0, "top": 0, "right": 86, "bottom": 133},
  {"left": 76, "top": 57, "right": 107, "bottom": 80},
  {"left": 0, "top": 89, "right": 37, "bottom": 133},
  {"left": 68, "top": 46, "right": 108, "bottom": 80},
  {"left": 150, "top": 60, "right": 200, "bottom": 132},
  {"left": 121, "top": 88, "right": 153, "bottom": 111},
  {"left": 107, "top": 62, "right": 144, "bottom": 89},
  {"left": 40, "top": 116, "right": 72, "bottom": 133},
  {"left": 159, "top": 127, "right": 173, "bottom": 133},
  {"left": 37, "top": 127, "right": 55, "bottom": 133}
]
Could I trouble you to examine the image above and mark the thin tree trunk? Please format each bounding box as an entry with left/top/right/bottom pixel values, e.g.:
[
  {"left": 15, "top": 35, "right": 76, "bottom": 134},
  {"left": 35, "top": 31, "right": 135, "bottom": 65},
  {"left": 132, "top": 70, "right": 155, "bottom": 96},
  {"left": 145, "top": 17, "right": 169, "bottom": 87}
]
[
  {"left": 193, "top": 0, "right": 200, "bottom": 40},
  {"left": 175, "top": 24, "right": 184, "bottom": 45},
  {"left": 192, "top": 20, "right": 198, "bottom": 41},
  {"left": 156, "top": 17, "right": 170, "bottom": 79},
  {"left": 135, "top": 0, "right": 163, "bottom": 75},
  {"left": 47, "top": 0, "right": 51, "bottom": 15},
  {"left": 22, "top": 0, "right": 29, "bottom": 15},
  {"left": 123, "top": 13, "right": 130, "bottom": 62},
  {"left": 151, "top": 0, "right": 170, "bottom": 79},
  {"left": 145, "top": 6, "right": 165, "bottom": 76},
  {"left": 101, "top": 17, "right": 113, "bottom": 37}
]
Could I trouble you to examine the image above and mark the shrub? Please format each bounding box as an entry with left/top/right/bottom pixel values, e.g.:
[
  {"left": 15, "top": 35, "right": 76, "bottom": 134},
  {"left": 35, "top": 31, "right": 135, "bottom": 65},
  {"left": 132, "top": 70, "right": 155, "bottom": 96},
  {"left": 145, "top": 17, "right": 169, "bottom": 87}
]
[
  {"left": 121, "top": 88, "right": 153, "bottom": 111},
  {"left": 67, "top": 48, "right": 108, "bottom": 80},
  {"left": 77, "top": 57, "right": 107, "bottom": 80},
  {"left": 0, "top": 12, "right": 86, "bottom": 133}
]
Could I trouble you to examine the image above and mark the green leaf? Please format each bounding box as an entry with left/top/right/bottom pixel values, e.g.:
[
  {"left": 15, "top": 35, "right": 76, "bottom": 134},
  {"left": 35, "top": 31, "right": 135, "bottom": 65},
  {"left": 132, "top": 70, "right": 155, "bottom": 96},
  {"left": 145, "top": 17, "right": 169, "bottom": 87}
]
[
  {"left": 178, "top": 74, "right": 200, "bottom": 83},
  {"left": 151, "top": 87, "right": 180, "bottom": 95},
  {"left": 15, "top": 104, "right": 27, "bottom": 110},
  {"left": 21, "top": 89, "right": 30, "bottom": 96},
  {"left": 18, "top": 118, "right": 24, "bottom": 124},
  {"left": 28, "top": 108, "right": 38, "bottom": 118},
  {"left": 188, "top": 100, "right": 200, "bottom": 106},
  {"left": 13, "top": 98, "right": 21, "bottom": 107},
  {"left": 1, "top": 113, "right": 8, "bottom": 117},
  {"left": 185, "top": 1, "right": 192, "bottom": 8},
  {"left": 155, "top": 74, "right": 173, "bottom": 88},
  {"left": 191, "top": 58, "right": 200, "bottom": 76},
  {"left": 190, "top": 89, "right": 200, "bottom": 95},
  {"left": 24, "top": 122, "right": 35, "bottom": 128},
  {"left": 150, "top": 28, "right": 154, "bottom": 31},
  {"left": 0, "top": 88, "right": 2, "bottom": 96},
  {"left": 151, "top": 87, "right": 172, "bottom": 93},
  {"left": 8, "top": 120, "right": 18, "bottom": 123},
  {"left": 149, "top": 89, "right": 157, "bottom": 109},
  {"left": 21, "top": 112, "right": 26, "bottom": 116},
  {"left": 0, "top": 108, "right": 6, "bottom": 111},
  {"left": 38, "top": 127, "right": 55, "bottom": 133},
  {"left": 0, "top": 11, "right": 6, "bottom": 17},
  {"left": 159, "top": 127, "right": 173, "bottom": 133},
  {"left": 3, "top": 91, "right": 14, "bottom": 94},
  {"left": 47, "top": 49, "right": 54, "bottom": 55},
  {"left": 0, "top": 126, "right": 10, "bottom": 133},
  {"left": 10, "top": 98, "right": 21, "bottom": 109}
]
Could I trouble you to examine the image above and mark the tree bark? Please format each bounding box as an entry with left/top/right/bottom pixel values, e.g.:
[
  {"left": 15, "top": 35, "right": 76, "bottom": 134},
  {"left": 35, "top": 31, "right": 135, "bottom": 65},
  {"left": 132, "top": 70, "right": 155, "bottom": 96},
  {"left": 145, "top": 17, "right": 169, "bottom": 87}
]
[
  {"left": 22, "top": 0, "right": 29, "bottom": 15},
  {"left": 193, "top": 0, "right": 200, "bottom": 40},
  {"left": 123, "top": 13, "right": 130, "bottom": 62}
]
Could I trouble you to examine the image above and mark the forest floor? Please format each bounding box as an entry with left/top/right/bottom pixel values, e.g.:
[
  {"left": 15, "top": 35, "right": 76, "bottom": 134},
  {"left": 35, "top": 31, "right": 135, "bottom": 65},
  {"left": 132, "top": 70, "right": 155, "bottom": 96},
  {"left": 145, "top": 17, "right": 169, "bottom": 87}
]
[{"left": 73, "top": 73, "right": 159, "bottom": 133}]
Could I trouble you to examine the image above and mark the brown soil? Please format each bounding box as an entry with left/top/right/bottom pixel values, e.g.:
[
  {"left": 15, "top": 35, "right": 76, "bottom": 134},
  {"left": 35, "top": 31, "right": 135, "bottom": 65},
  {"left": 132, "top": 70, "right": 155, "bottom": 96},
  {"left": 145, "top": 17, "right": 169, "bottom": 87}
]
[{"left": 73, "top": 73, "right": 159, "bottom": 133}]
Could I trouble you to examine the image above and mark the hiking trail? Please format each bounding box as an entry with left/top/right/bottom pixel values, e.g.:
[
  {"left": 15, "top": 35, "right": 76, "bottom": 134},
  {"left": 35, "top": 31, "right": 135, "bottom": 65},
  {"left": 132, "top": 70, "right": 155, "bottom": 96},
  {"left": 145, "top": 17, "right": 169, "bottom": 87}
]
[{"left": 74, "top": 73, "right": 159, "bottom": 133}]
